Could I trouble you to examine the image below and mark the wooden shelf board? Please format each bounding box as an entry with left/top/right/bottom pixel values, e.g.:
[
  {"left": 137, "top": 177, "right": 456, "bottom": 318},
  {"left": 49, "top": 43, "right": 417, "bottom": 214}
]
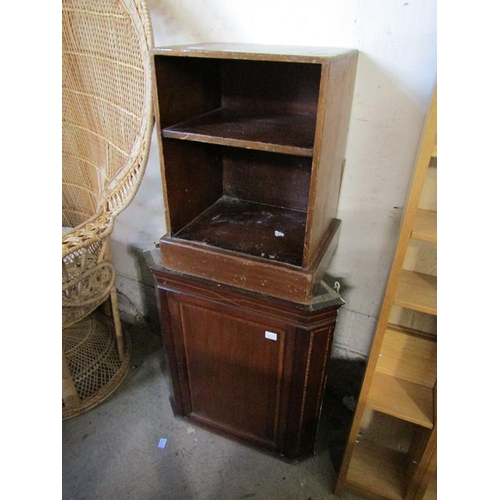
[
  {"left": 173, "top": 196, "right": 306, "bottom": 266},
  {"left": 431, "top": 144, "right": 437, "bottom": 158},
  {"left": 162, "top": 107, "right": 316, "bottom": 157},
  {"left": 346, "top": 439, "right": 406, "bottom": 500},
  {"left": 412, "top": 209, "right": 437, "bottom": 243},
  {"left": 377, "top": 325, "right": 437, "bottom": 387},
  {"left": 367, "top": 371, "right": 434, "bottom": 429},
  {"left": 394, "top": 270, "right": 437, "bottom": 316}
]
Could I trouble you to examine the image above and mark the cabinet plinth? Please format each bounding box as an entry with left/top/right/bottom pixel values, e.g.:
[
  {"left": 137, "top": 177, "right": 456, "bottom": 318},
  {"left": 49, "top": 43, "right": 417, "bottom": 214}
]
[{"left": 150, "top": 262, "right": 343, "bottom": 461}]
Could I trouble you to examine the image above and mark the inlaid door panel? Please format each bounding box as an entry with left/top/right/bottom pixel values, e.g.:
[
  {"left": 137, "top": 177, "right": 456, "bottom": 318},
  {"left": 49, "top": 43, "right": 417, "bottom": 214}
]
[{"left": 178, "top": 302, "right": 287, "bottom": 450}]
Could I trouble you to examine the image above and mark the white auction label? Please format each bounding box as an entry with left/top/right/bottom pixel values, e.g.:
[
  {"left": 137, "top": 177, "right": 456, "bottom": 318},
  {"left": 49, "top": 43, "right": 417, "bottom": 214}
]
[{"left": 265, "top": 331, "right": 278, "bottom": 341}]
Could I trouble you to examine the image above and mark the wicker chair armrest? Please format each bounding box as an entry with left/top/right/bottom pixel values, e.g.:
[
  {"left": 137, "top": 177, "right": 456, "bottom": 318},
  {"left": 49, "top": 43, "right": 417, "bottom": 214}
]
[
  {"left": 103, "top": 119, "right": 153, "bottom": 219},
  {"left": 62, "top": 210, "right": 114, "bottom": 259}
]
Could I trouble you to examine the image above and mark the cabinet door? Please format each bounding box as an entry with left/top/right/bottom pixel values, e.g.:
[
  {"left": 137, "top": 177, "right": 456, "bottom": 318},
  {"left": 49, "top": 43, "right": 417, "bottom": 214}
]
[{"left": 170, "top": 297, "right": 289, "bottom": 452}]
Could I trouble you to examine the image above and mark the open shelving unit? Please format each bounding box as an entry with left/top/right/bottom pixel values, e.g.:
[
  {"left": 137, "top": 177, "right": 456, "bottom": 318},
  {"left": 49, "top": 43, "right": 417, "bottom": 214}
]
[
  {"left": 151, "top": 43, "right": 358, "bottom": 304},
  {"left": 334, "top": 86, "right": 437, "bottom": 500}
]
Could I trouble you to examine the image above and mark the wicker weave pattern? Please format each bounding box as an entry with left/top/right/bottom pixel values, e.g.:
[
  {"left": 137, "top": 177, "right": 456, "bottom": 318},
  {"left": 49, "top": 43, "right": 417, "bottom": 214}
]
[
  {"left": 62, "top": 0, "right": 153, "bottom": 418},
  {"left": 62, "top": 0, "right": 153, "bottom": 228},
  {"left": 62, "top": 0, "right": 153, "bottom": 325},
  {"left": 63, "top": 313, "right": 131, "bottom": 420}
]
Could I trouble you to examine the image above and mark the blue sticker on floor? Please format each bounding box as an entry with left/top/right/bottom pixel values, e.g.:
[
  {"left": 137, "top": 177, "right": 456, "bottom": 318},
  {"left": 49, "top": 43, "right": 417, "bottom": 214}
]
[{"left": 157, "top": 438, "right": 167, "bottom": 449}]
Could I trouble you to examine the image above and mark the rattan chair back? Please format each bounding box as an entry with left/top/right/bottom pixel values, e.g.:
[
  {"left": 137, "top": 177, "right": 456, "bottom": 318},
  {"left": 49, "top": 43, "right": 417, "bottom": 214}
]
[
  {"left": 62, "top": 0, "right": 154, "bottom": 327},
  {"left": 62, "top": 0, "right": 154, "bottom": 232},
  {"left": 62, "top": 0, "right": 154, "bottom": 419}
]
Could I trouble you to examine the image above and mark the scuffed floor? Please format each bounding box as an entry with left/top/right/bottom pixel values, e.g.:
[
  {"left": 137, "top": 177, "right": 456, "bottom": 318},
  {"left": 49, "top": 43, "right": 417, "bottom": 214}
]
[{"left": 62, "top": 320, "right": 365, "bottom": 500}]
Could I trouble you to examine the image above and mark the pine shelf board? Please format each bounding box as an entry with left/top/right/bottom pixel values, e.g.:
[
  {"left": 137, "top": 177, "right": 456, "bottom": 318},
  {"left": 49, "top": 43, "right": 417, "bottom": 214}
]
[
  {"left": 377, "top": 325, "right": 437, "bottom": 387},
  {"left": 394, "top": 270, "right": 437, "bottom": 316},
  {"left": 412, "top": 209, "right": 437, "bottom": 243},
  {"left": 367, "top": 371, "right": 434, "bottom": 429},
  {"left": 431, "top": 144, "right": 437, "bottom": 158},
  {"left": 346, "top": 438, "right": 406, "bottom": 500}
]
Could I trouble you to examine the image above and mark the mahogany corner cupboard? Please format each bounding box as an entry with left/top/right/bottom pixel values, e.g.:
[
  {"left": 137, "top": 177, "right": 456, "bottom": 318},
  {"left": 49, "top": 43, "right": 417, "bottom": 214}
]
[
  {"left": 150, "top": 260, "right": 344, "bottom": 461},
  {"left": 151, "top": 43, "right": 358, "bottom": 304}
]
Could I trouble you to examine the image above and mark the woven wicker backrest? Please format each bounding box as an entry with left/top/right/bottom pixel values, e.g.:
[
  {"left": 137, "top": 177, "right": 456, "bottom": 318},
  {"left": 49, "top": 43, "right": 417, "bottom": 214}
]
[{"left": 62, "top": 0, "right": 154, "bottom": 229}]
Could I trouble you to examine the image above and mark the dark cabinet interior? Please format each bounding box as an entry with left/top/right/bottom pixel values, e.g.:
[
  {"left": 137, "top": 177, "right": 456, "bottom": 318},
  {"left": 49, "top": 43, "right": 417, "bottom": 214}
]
[
  {"left": 153, "top": 55, "right": 321, "bottom": 267},
  {"left": 154, "top": 56, "right": 321, "bottom": 152}
]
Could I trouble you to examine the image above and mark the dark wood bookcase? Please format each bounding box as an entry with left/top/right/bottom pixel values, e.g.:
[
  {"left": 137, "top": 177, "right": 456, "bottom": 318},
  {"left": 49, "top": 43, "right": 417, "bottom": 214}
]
[
  {"left": 149, "top": 43, "right": 358, "bottom": 465},
  {"left": 151, "top": 43, "right": 358, "bottom": 304}
]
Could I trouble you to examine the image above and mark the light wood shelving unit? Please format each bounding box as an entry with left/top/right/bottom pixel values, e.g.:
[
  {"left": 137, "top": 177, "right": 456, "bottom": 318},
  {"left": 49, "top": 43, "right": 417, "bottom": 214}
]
[{"left": 334, "top": 87, "right": 437, "bottom": 500}]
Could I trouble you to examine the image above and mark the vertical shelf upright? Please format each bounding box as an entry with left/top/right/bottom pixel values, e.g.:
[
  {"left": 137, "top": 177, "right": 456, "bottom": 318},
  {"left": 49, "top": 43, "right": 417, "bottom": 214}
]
[{"left": 334, "top": 87, "right": 437, "bottom": 500}]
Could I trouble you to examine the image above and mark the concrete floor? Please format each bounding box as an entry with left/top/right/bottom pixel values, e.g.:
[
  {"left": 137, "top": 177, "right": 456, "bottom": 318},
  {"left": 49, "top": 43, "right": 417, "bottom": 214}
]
[{"left": 62, "top": 319, "right": 366, "bottom": 500}]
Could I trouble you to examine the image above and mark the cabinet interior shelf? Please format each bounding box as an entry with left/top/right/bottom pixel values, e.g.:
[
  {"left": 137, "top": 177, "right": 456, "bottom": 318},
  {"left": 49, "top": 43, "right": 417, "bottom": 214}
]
[
  {"left": 377, "top": 326, "right": 437, "bottom": 386},
  {"left": 394, "top": 270, "right": 437, "bottom": 315},
  {"left": 172, "top": 196, "right": 307, "bottom": 267},
  {"left": 412, "top": 209, "right": 437, "bottom": 243},
  {"left": 346, "top": 439, "right": 406, "bottom": 500},
  {"left": 162, "top": 107, "right": 316, "bottom": 157},
  {"left": 367, "top": 371, "right": 434, "bottom": 428}
]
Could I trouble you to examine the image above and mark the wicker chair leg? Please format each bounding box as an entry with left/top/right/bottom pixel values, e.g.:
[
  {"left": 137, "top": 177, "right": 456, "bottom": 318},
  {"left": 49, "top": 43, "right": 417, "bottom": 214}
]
[
  {"left": 62, "top": 349, "right": 80, "bottom": 409},
  {"left": 110, "top": 286, "right": 125, "bottom": 362}
]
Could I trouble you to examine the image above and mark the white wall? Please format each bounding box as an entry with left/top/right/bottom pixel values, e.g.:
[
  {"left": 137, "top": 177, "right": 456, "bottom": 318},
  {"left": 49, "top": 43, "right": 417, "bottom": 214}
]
[{"left": 112, "top": 0, "right": 437, "bottom": 359}]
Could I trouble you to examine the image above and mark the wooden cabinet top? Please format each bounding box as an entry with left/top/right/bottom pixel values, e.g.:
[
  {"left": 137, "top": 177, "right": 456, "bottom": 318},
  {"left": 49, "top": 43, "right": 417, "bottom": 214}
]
[{"left": 151, "top": 43, "right": 358, "bottom": 63}]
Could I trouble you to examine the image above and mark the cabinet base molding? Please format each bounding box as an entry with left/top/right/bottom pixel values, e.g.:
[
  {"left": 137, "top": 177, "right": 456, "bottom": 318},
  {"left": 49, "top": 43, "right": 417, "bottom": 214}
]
[{"left": 159, "top": 218, "right": 341, "bottom": 305}]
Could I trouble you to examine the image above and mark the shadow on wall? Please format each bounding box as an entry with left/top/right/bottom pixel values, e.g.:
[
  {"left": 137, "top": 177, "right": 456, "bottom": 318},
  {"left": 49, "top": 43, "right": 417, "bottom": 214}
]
[
  {"left": 323, "top": 355, "right": 366, "bottom": 473},
  {"left": 113, "top": 243, "right": 162, "bottom": 329}
]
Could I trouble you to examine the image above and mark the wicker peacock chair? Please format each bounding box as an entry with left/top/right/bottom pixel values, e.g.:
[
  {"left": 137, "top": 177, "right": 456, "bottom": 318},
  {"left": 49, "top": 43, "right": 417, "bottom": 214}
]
[{"left": 62, "top": 0, "right": 154, "bottom": 419}]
